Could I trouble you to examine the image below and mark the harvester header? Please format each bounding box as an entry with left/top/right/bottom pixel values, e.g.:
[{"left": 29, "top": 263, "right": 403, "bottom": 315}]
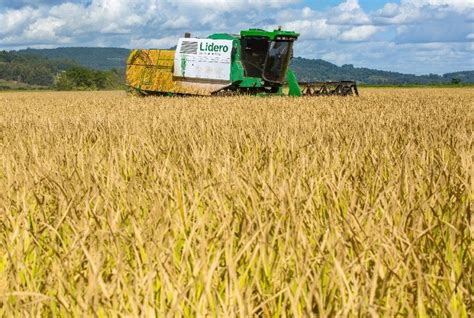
[{"left": 126, "top": 28, "right": 358, "bottom": 97}]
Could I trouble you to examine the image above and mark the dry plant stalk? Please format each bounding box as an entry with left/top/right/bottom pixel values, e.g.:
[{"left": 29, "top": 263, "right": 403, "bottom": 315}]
[{"left": 0, "top": 88, "right": 472, "bottom": 316}]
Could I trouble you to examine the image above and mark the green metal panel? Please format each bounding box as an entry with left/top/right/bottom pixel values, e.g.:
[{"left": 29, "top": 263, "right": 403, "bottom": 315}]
[
  {"left": 207, "top": 33, "right": 239, "bottom": 40},
  {"left": 239, "top": 77, "right": 263, "bottom": 88},
  {"left": 208, "top": 29, "right": 299, "bottom": 41},
  {"left": 240, "top": 28, "right": 299, "bottom": 40},
  {"left": 287, "top": 70, "right": 302, "bottom": 97},
  {"left": 230, "top": 37, "right": 244, "bottom": 83},
  {"left": 230, "top": 37, "right": 263, "bottom": 88}
]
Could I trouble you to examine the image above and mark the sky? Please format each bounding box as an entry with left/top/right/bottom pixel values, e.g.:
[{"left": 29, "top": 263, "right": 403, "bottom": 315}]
[{"left": 0, "top": 0, "right": 473, "bottom": 74}]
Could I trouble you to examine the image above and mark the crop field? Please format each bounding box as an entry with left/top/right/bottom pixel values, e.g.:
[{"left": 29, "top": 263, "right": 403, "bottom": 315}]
[{"left": 0, "top": 88, "right": 472, "bottom": 316}]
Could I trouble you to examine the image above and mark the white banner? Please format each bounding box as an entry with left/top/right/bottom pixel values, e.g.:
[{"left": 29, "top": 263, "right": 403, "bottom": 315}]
[{"left": 174, "top": 38, "right": 233, "bottom": 81}]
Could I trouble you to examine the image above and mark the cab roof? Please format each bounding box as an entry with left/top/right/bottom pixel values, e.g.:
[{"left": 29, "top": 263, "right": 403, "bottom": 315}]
[
  {"left": 206, "top": 28, "right": 299, "bottom": 41},
  {"left": 240, "top": 28, "right": 299, "bottom": 40}
]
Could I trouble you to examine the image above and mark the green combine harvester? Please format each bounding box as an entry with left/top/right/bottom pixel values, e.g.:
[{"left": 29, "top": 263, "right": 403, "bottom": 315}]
[{"left": 126, "top": 28, "right": 358, "bottom": 97}]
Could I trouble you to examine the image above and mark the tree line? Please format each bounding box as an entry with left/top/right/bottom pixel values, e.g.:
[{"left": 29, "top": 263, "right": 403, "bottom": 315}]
[
  {"left": 290, "top": 57, "right": 473, "bottom": 85},
  {"left": 0, "top": 51, "right": 123, "bottom": 90}
]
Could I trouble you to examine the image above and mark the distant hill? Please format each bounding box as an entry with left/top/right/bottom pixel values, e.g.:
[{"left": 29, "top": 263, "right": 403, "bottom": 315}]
[
  {"left": 442, "top": 71, "right": 474, "bottom": 83},
  {"left": 291, "top": 57, "right": 453, "bottom": 85},
  {"left": 0, "top": 50, "right": 77, "bottom": 86},
  {"left": 12, "top": 47, "right": 474, "bottom": 85},
  {"left": 0, "top": 50, "right": 122, "bottom": 90},
  {"left": 291, "top": 58, "right": 474, "bottom": 85},
  {"left": 18, "top": 47, "right": 130, "bottom": 71}
]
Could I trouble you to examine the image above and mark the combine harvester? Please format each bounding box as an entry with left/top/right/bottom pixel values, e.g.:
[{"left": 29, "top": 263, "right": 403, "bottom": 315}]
[{"left": 126, "top": 28, "right": 358, "bottom": 97}]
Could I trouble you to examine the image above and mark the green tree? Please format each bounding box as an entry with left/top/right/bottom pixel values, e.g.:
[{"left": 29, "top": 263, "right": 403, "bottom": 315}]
[{"left": 54, "top": 72, "right": 74, "bottom": 90}]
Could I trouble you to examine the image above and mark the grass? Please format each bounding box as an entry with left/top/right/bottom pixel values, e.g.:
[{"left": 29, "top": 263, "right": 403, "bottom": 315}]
[
  {"left": 0, "top": 88, "right": 472, "bottom": 316},
  {"left": 0, "top": 79, "right": 49, "bottom": 91}
]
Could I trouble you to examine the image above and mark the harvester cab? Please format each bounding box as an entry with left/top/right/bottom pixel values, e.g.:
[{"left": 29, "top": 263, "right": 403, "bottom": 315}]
[
  {"left": 126, "top": 28, "right": 358, "bottom": 97},
  {"left": 239, "top": 29, "right": 297, "bottom": 86}
]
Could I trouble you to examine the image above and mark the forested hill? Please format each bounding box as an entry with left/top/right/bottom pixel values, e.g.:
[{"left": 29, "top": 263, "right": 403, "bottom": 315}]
[
  {"left": 11, "top": 47, "right": 474, "bottom": 85},
  {"left": 0, "top": 50, "right": 122, "bottom": 90},
  {"left": 0, "top": 51, "right": 76, "bottom": 86},
  {"left": 291, "top": 57, "right": 473, "bottom": 85},
  {"left": 18, "top": 47, "right": 130, "bottom": 71}
]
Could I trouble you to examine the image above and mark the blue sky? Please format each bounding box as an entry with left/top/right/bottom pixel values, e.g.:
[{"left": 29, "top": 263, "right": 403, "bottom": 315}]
[{"left": 0, "top": 0, "right": 472, "bottom": 74}]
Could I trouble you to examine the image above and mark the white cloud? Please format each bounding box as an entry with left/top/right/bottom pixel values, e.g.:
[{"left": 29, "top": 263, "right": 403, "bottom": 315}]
[
  {"left": 374, "top": 0, "right": 474, "bottom": 24},
  {"left": 339, "top": 25, "right": 379, "bottom": 41},
  {"left": 173, "top": 0, "right": 298, "bottom": 10},
  {"left": 0, "top": 7, "right": 39, "bottom": 35},
  {"left": 401, "top": 0, "right": 474, "bottom": 12},
  {"left": 129, "top": 36, "right": 178, "bottom": 49},
  {"left": 284, "top": 19, "right": 341, "bottom": 40},
  {"left": 329, "top": 0, "right": 371, "bottom": 25},
  {"left": 321, "top": 51, "right": 353, "bottom": 65},
  {"left": 377, "top": 3, "right": 399, "bottom": 18},
  {"left": 337, "top": 0, "right": 360, "bottom": 11},
  {"left": 25, "top": 16, "right": 65, "bottom": 41},
  {"left": 372, "top": 0, "right": 474, "bottom": 44},
  {"left": 0, "top": 0, "right": 303, "bottom": 47}
]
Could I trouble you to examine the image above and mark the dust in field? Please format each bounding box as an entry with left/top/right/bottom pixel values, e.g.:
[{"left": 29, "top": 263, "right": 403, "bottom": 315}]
[{"left": 0, "top": 89, "right": 472, "bottom": 316}]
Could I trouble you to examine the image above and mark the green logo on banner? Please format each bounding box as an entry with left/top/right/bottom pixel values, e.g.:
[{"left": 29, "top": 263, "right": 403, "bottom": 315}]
[{"left": 199, "top": 42, "right": 229, "bottom": 53}]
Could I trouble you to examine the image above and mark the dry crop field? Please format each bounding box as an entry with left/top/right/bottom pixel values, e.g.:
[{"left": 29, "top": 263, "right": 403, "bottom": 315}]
[{"left": 0, "top": 88, "right": 472, "bottom": 316}]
